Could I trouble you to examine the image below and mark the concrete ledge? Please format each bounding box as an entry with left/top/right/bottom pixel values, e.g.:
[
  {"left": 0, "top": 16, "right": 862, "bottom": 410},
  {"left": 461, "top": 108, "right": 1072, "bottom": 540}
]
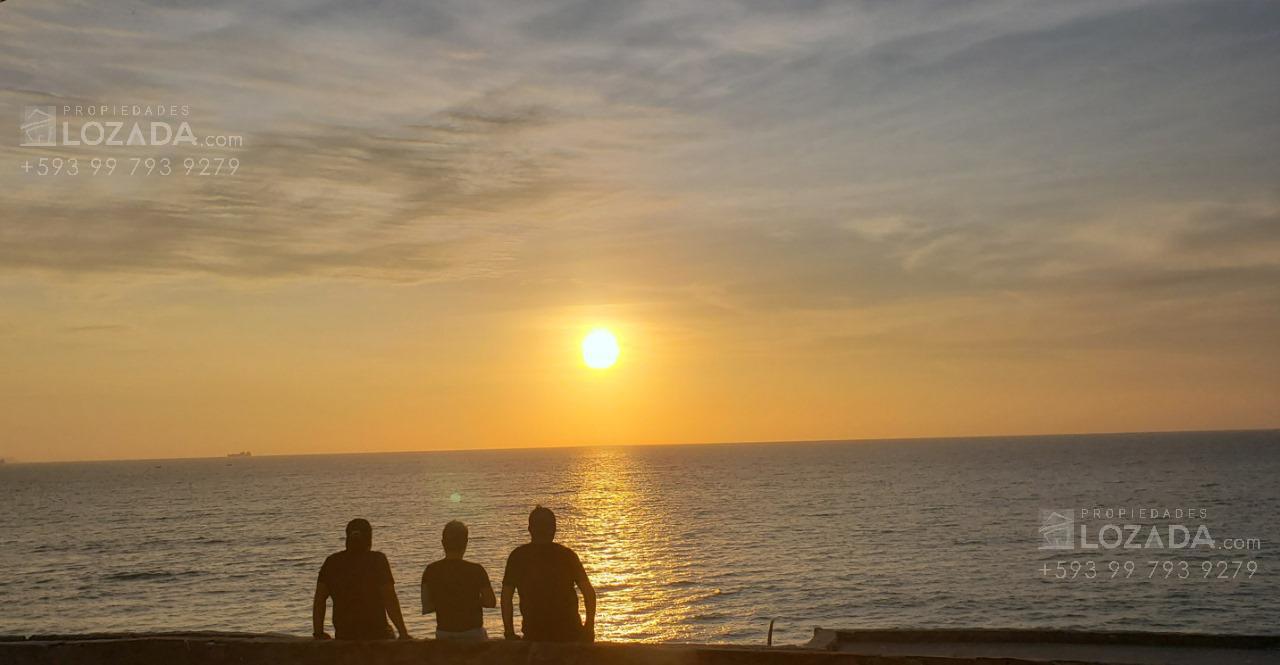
[
  {"left": 0, "top": 633, "right": 1114, "bottom": 665},
  {"left": 806, "top": 629, "right": 1280, "bottom": 665},
  {"left": 809, "top": 629, "right": 1280, "bottom": 649}
]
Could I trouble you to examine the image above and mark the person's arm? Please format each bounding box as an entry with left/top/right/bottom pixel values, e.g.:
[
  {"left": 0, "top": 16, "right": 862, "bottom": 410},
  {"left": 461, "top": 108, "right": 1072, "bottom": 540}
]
[
  {"left": 574, "top": 561, "right": 596, "bottom": 642},
  {"left": 479, "top": 568, "right": 497, "bottom": 609},
  {"left": 421, "top": 572, "right": 434, "bottom": 615},
  {"left": 377, "top": 555, "right": 410, "bottom": 639},
  {"left": 312, "top": 581, "right": 331, "bottom": 639},
  {"left": 500, "top": 584, "right": 517, "bottom": 639},
  {"left": 381, "top": 584, "right": 411, "bottom": 639},
  {"left": 501, "top": 552, "right": 519, "bottom": 639}
]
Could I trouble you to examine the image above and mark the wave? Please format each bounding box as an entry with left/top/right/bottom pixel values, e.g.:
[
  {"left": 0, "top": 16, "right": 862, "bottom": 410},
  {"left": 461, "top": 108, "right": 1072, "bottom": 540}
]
[{"left": 101, "top": 570, "right": 205, "bottom": 582}]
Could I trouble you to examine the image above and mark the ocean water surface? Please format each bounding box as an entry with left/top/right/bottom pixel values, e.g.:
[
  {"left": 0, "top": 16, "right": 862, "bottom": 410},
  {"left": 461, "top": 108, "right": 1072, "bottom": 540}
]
[{"left": 1, "top": 430, "right": 1277, "bottom": 644}]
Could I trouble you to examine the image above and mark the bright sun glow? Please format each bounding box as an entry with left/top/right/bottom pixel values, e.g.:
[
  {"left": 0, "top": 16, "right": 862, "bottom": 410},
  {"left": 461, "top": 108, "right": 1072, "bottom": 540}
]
[{"left": 582, "top": 329, "right": 620, "bottom": 369}]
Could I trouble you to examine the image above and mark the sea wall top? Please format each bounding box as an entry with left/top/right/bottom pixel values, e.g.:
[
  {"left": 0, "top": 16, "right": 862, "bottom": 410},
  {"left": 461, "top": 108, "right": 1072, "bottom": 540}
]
[{"left": 0, "top": 633, "right": 1122, "bottom": 665}]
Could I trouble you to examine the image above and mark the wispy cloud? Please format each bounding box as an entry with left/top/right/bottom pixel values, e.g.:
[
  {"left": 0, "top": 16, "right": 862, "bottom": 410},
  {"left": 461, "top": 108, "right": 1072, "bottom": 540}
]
[{"left": 3, "top": 1, "right": 1277, "bottom": 295}]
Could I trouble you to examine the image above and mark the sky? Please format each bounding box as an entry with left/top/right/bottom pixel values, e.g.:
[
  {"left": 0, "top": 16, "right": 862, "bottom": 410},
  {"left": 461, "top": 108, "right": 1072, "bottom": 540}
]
[{"left": 1, "top": 0, "right": 1278, "bottom": 462}]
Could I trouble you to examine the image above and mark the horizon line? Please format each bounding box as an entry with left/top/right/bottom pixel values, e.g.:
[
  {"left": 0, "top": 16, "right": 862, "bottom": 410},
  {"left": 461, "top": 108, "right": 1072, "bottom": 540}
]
[{"left": 3, "top": 426, "right": 1276, "bottom": 465}]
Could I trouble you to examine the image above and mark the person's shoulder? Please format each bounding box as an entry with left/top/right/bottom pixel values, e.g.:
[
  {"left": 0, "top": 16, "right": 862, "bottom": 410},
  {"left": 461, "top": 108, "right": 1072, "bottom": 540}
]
[
  {"left": 505, "top": 543, "right": 537, "bottom": 568},
  {"left": 463, "top": 559, "right": 488, "bottom": 575},
  {"left": 319, "top": 550, "right": 347, "bottom": 577},
  {"left": 424, "top": 558, "right": 448, "bottom": 574},
  {"left": 554, "top": 543, "right": 583, "bottom": 566}
]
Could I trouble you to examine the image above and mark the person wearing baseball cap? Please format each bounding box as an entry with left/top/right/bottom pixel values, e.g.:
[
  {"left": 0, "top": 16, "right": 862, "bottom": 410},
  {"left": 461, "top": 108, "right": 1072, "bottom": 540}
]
[{"left": 313, "top": 518, "right": 411, "bottom": 640}]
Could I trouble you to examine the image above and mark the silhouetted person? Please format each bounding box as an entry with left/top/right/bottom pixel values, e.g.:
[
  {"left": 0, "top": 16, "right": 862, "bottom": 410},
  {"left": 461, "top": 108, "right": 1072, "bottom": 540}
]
[
  {"left": 313, "top": 518, "right": 411, "bottom": 640},
  {"left": 420, "top": 520, "right": 496, "bottom": 640},
  {"left": 501, "top": 506, "right": 596, "bottom": 642}
]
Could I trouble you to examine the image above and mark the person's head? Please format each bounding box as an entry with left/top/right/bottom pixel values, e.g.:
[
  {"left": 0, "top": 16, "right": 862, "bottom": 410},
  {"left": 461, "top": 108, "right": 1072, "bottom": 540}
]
[
  {"left": 528, "top": 505, "right": 556, "bottom": 543},
  {"left": 442, "top": 520, "right": 468, "bottom": 557},
  {"left": 345, "top": 518, "right": 372, "bottom": 553}
]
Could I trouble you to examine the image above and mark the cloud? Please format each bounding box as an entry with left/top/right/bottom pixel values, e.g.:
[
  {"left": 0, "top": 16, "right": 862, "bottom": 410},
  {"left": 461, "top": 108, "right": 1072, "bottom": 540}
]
[
  {"left": 62, "top": 324, "right": 133, "bottom": 334},
  {"left": 0, "top": 89, "right": 582, "bottom": 281},
  {"left": 1176, "top": 206, "right": 1280, "bottom": 253},
  {"left": 0, "top": 0, "right": 1277, "bottom": 319}
]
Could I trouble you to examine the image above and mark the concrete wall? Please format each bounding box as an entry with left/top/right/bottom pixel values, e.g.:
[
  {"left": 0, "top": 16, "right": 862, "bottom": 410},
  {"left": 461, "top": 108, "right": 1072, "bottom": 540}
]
[{"left": 0, "top": 634, "right": 1098, "bottom": 665}]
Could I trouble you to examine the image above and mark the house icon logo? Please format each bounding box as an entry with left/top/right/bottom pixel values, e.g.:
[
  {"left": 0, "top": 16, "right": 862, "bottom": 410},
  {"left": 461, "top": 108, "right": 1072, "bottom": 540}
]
[
  {"left": 21, "top": 106, "right": 57, "bottom": 147},
  {"left": 1039, "top": 509, "right": 1074, "bottom": 550}
]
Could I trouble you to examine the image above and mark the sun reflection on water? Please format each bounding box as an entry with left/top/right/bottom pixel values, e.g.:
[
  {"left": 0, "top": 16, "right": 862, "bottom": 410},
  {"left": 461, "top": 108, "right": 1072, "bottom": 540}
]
[{"left": 563, "top": 448, "right": 700, "bottom": 642}]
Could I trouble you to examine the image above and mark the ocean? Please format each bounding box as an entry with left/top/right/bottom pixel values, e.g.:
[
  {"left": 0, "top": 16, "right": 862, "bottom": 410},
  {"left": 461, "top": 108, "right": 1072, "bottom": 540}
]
[{"left": 1, "top": 430, "right": 1277, "bottom": 645}]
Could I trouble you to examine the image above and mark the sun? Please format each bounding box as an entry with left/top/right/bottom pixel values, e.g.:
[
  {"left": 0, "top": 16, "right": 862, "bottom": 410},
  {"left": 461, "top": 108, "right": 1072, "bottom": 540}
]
[{"left": 582, "top": 328, "right": 620, "bottom": 369}]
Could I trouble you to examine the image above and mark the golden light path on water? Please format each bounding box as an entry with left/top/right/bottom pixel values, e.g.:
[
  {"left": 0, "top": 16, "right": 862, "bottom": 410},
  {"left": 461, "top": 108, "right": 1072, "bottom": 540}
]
[{"left": 564, "top": 448, "right": 701, "bottom": 642}]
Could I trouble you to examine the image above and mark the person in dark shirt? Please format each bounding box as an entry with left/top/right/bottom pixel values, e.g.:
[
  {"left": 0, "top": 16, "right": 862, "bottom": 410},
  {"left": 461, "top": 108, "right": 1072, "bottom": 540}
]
[
  {"left": 420, "top": 520, "right": 496, "bottom": 640},
  {"left": 312, "top": 518, "right": 411, "bottom": 640},
  {"left": 501, "top": 506, "right": 596, "bottom": 642}
]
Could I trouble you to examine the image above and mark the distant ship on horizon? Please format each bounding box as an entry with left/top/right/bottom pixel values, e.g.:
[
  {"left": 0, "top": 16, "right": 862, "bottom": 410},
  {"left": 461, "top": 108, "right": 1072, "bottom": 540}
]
[{"left": 227, "top": 451, "right": 252, "bottom": 458}]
